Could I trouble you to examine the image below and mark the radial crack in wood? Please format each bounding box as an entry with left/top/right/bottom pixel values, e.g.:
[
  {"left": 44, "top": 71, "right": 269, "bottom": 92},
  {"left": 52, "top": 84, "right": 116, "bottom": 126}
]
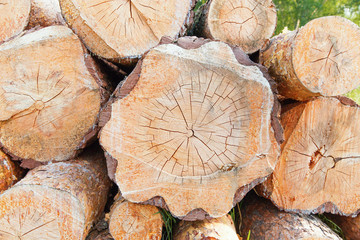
[
  {"left": 59, "top": 0, "right": 194, "bottom": 64},
  {"left": 0, "top": 148, "right": 111, "bottom": 240},
  {"left": 194, "top": 0, "right": 276, "bottom": 54},
  {"left": 109, "top": 197, "right": 163, "bottom": 240},
  {"left": 0, "top": 26, "right": 110, "bottom": 163},
  {"left": 260, "top": 16, "right": 360, "bottom": 101},
  {"left": 100, "top": 40, "right": 279, "bottom": 219},
  {"left": 259, "top": 97, "right": 360, "bottom": 215},
  {"left": 0, "top": 0, "right": 30, "bottom": 43}
]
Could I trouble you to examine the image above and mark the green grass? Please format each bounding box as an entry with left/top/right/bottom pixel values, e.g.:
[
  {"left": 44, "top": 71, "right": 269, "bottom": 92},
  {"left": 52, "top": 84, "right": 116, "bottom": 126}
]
[
  {"left": 157, "top": 209, "right": 178, "bottom": 240},
  {"left": 194, "top": 0, "right": 208, "bottom": 12},
  {"left": 318, "top": 214, "right": 346, "bottom": 239}
]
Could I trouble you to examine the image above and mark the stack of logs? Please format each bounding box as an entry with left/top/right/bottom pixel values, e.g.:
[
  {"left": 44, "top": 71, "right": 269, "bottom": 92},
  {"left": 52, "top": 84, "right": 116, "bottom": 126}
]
[{"left": 1, "top": 0, "right": 360, "bottom": 239}]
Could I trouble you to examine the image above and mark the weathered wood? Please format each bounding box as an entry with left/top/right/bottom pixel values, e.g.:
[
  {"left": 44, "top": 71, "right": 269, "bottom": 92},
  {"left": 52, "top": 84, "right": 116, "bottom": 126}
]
[
  {"left": 260, "top": 16, "right": 360, "bottom": 101},
  {"left": 59, "top": 0, "right": 195, "bottom": 65},
  {"left": 0, "top": 150, "right": 23, "bottom": 193},
  {"left": 240, "top": 192, "right": 342, "bottom": 240},
  {"left": 109, "top": 196, "right": 163, "bottom": 240},
  {"left": 100, "top": 37, "right": 279, "bottom": 219},
  {"left": 27, "top": 0, "right": 66, "bottom": 28},
  {"left": 0, "top": 147, "right": 111, "bottom": 239},
  {"left": 259, "top": 97, "right": 360, "bottom": 215},
  {"left": 193, "top": 0, "right": 277, "bottom": 54},
  {"left": 0, "top": 25, "right": 111, "bottom": 163},
  {"left": 174, "top": 215, "right": 240, "bottom": 240},
  {"left": 0, "top": 0, "right": 30, "bottom": 43},
  {"left": 326, "top": 214, "right": 360, "bottom": 240}
]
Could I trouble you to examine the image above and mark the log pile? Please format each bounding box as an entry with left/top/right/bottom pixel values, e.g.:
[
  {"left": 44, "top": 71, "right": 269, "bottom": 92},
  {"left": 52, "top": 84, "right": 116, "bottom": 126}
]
[{"left": 0, "top": 0, "right": 360, "bottom": 239}]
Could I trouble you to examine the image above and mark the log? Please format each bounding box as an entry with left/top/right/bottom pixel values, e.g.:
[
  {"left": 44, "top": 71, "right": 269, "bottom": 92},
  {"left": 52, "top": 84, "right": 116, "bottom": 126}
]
[
  {"left": 326, "top": 214, "right": 360, "bottom": 240},
  {"left": 59, "top": 0, "right": 195, "bottom": 65},
  {"left": 0, "top": 25, "right": 111, "bottom": 163},
  {"left": 258, "top": 97, "right": 360, "bottom": 215},
  {"left": 0, "top": 149, "right": 23, "bottom": 193},
  {"left": 0, "top": 0, "right": 31, "bottom": 43},
  {"left": 27, "top": 0, "right": 66, "bottom": 28},
  {"left": 109, "top": 197, "right": 163, "bottom": 240},
  {"left": 174, "top": 215, "right": 240, "bottom": 240},
  {"left": 192, "top": 0, "right": 277, "bottom": 54},
  {"left": 100, "top": 37, "right": 280, "bottom": 220},
  {"left": 260, "top": 16, "right": 360, "bottom": 101},
  {"left": 240, "top": 192, "right": 342, "bottom": 240},
  {"left": 0, "top": 147, "right": 111, "bottom": 239}
]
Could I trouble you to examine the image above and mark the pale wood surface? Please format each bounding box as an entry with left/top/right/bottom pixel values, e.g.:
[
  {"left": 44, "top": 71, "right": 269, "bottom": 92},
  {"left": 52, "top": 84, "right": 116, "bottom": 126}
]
[
  {"left": 0, "top": 0, "right": 30, "bottom": 43},
  {"left": 0, "top": 148, "right": 110, "bottom": 240},
  {"left": 261, "top": 16, "right": 360, "bottom": 100},
  {"left": 100, "top": 40, "right": 279, "bottom": 219},
  {"left": 0, "top": 26, "right": 109, "bottom": 162},
  {"left": 260, "top": 97, "right": 360, "bottom": 215}
]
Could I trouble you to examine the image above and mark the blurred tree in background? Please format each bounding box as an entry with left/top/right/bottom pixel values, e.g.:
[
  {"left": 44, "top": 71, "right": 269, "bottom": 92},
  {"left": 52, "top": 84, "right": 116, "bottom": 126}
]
[{"left": 274, "top": 0, "right": 360, "bottom": 34}]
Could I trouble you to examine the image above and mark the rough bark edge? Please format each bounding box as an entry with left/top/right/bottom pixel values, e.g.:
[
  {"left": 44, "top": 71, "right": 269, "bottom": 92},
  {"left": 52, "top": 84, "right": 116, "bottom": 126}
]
[
  {"left": 26, "top": 0, "right": 66, "bottom": 29},
  {"left": 257, "top": 96, "right": 360, "bottom": 216},
  {"left": 0, "top": 31, "right": 112, "bottom": 167},
  {"left": 100, "top": 36, "right": 281, "bottom": 220}
]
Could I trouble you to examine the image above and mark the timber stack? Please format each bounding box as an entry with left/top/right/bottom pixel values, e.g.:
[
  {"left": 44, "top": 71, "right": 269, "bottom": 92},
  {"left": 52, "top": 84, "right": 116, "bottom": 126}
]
[{"left": 0, "top": 0, "right": 359, "bottom": 239}]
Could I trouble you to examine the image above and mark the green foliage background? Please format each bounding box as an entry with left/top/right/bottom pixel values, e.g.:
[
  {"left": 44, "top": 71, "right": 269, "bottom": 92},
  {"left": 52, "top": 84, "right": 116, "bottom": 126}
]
[{"left": 274, "top": 0, "right": 360, "bottom": 34}]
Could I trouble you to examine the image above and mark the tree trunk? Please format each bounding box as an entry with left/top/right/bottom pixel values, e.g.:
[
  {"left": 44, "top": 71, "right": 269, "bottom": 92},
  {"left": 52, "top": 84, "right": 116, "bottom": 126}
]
[
  {"left": 326, "top": 214, "right": 360, "bottom": 240},
  {"left": 59, "top": 0, "right": 196, "bottom": 65},
  {"left": 260, "top": 16, "right": 360, "bottom": 101},
  {"left": 0, "top": 0, "right": 30, "bottom": 43},
  {"left": 192, "top": 0, "right": 277, "bottom": 54},
  {"left": 0, "top": 147, "right": 111, "bottom": 240},
  {"left": 174, "top": 215, "right": 240, "bottom": 240},
  {"left": 100, "top": 36, "right": 279, "bottom": 220},
  {"left": 27, "top": 0, "right": 66, "bottom": 28},
  {"left": 240, "top": 192, "right": 342, "bottom": 240},
  {"left": 0, "top": 25, "right": 111, "bottom": 164},
  {"left": 0, "top": 150, "right": 24, "bottom": 193},
  {"left": 109, "top": 196, "right": 163, "bottom": 240},
  {"left": 258, "top": 97, "right": 360, "bottom": 215}
]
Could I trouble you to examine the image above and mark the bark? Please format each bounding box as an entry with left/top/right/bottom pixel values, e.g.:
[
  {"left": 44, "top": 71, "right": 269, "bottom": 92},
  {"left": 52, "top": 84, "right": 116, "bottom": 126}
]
[
  {"left": 192, "top": 0, "right": 277, "bottom": 54},
  {"left": 100, "top": 37, "right": 280, "bottom": 220},
  {"left": 59, "top": 0, "right": 196, "bottom": 65},
  {"left": 0, "top": 150, "right": 24, "bottom": 193},
  {"left": 27, "top": 0, "right": 66, "bottom": 28},
  {"left": 240, "top": 192, "right": 342, "bottom": 240},
  {"left": 0, "top": 25, "right": 111, "bottom": 164},
  {"left": 326, "top": 214, "right": 360, "bottom": 240},
  {"left": 174, "top": 215, "right": 240, "bottom": 240},
  {"left": 0, "top": 147, "right": 111, "bottom": 239},
  {"left": 0, "top": 0, "right": 30, "bottom": 43},
  {"left": 108, "top": 196, "right": 163, "bottom": 240},
  {"left": 259, "top": 97, "right": 360, "bottom": 215},
  {"left": 260, "top": 16, "right": 360, "bottom": 101}
]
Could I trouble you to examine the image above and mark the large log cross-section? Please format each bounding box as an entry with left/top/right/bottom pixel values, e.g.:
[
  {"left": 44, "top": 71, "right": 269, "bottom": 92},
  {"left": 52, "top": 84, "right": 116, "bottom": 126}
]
[{"left": 100, "top": 38, "right": 279, "bottom": 219}]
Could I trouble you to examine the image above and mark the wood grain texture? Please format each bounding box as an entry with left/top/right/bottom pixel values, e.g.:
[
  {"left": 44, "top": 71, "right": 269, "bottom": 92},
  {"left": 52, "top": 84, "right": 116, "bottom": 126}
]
[
  {"left": 0, "top": 147, "right": 110, "bottom": 240},
  {"left": 100, "top": 40, "right": 279, "bottom": 219},
  {"left": 261, "top": 16, "right": 360, "bottom": 100},
  {"left": 27, "top": 0, "right": 66, "bottom": 28},
  {"left": 0, "top": 26, "right": 111, "bottom": 163},
  {"left": 59, "top": 0, "right": 195, "bottom": 64},
  {"left": 259, "top": 97, "right": 360, "bottom": 215}
]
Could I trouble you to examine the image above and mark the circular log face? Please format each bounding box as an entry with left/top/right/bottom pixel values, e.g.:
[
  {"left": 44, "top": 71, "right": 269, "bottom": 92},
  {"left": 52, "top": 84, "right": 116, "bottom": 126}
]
[
  {"left": 0, "top": 185, "right": 84, "bottom": 240},
  {"left": 269, "top": 97, "right": 360, "bottom": 215},
  {"left": 100, "top": 42, "right": 278, "bottom": 218},
  {"left": 0, "top": 26, "right": 101, "bottom": 162},
  {"left": 293, "top": 16, "right": 360, "bottom": 97},
  {"left": 0, "top": 0, "right": 30, "bottom": 42},
  {"left": 60, "top": 0, "right": 192, "bottom": 59},
  {"left": 207, "top": 0, "right": 276, "bottom": 53}
]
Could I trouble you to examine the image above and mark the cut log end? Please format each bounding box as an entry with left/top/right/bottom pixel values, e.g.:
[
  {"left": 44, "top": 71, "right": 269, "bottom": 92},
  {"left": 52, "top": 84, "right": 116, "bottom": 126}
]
[
  {"left": 100, "top": 39, "right": 279, "bottom": 219},
  {"left": 0, "top": 0, "right": 30, "bottom": 43},
  {"left": 261, "top": 97, "right": 360, "bottom": 215},
  {"left": 207, "top": 0, "right": 277, "bottom": 53},
  {"left": 27, "top": 0, "right": 66, "bottom": 28},
  {"left": 109, "top": 200, "right": 163, "bottom": 240},
  {"left": 59, "top": 0, "right": 193, "bottom": 62},
  {"left": 0, "top": 26, "right": 108, "bottom": 162}
]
